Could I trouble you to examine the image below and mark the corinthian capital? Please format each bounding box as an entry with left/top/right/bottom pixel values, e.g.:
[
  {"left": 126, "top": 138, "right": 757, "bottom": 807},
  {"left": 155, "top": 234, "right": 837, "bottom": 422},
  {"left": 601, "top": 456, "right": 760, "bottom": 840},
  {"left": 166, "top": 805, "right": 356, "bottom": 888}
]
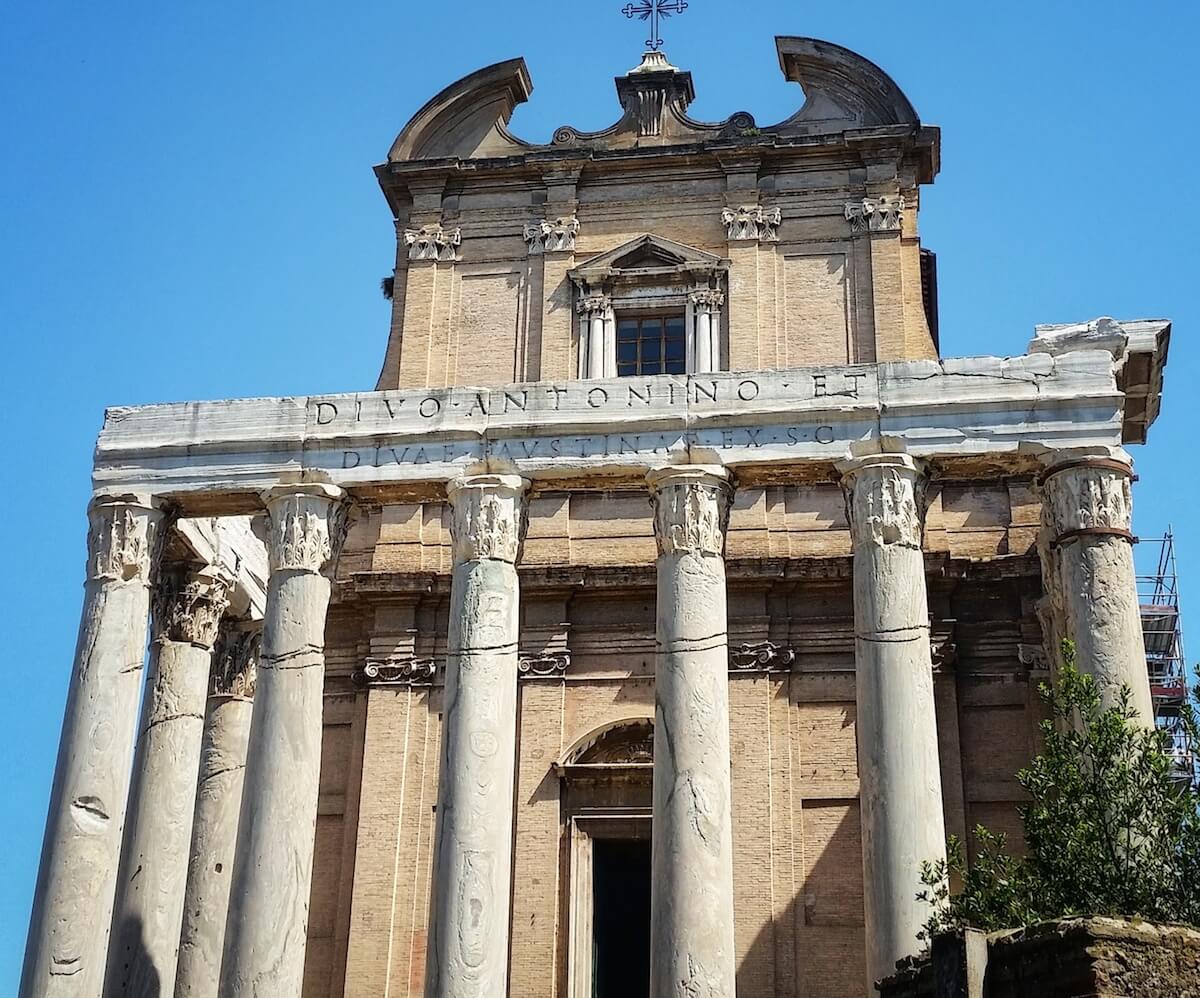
[
  {"left": 446, "top": 474, "right": 530, "bottom": 565},
  {"left": 153, "top": 563, "right": 233, "bottom": 648},
  {"left": 1038, "top": 448, "right": 1134, "bottom": 544},
  {"left": 210, "top": 623, "right": 260, "bottom": 697},
  {"left": 647, "top": 465, "right": 732, "bottom": 557},
  {"left": 575, "top": 292, "right": 611, "bottom": 317},
  {"left": 845, "top": 195, "right": 905, "bottom": 234},
  {"left": 721, "top": 204, "right": 781, "bottom": 242},
  {"left": 838, "top": 451, "right": 925, "bottom": 549},
  {"left": 689, "top": 288, "right": 725, "bottom": 311},
  {"left": 524, "top": 216, "right": 579, "bottom": 254},
  {"left": 86, "top": 494, "right": 169, "bottom": 583},
  {"left": 262, "top": 484, "right": 351, "bottom": 575},
  {"left": 404, "top": 224, "right": 461, "bottom": 262}
]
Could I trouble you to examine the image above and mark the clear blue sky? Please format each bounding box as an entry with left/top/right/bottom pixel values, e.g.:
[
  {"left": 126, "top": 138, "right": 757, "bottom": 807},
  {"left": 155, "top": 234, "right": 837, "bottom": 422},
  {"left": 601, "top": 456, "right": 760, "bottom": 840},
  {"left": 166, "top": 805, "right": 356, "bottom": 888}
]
[{"left": 2, "top": 0, "right": 1197, "bottom": 985}]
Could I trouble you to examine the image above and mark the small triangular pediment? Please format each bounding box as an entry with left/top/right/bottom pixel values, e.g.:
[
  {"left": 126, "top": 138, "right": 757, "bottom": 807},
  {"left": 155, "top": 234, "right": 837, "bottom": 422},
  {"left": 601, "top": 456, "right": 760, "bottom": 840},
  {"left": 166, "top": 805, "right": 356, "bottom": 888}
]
[{"left": 569, "top": 234, "right": 728, "bottom": 285}]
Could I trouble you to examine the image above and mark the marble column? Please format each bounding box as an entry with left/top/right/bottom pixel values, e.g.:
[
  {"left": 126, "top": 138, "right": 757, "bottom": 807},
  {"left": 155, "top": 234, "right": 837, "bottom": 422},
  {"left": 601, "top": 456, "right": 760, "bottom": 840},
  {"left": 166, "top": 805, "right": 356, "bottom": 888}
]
[
  {"left": 220, "top": 484, "right": 349, "bottom": 997},
  {"left": 689, "top": 289, "right": 724, "bottom": 373},
  {"left": 425, "top": 474, "right": 529, "bottom": 998},
  {"left": 1038, "top": 447, "right": 1153, "bottom": 723},
  {"left": 646, "top": 465, "right": 737, "bottom": 998},
  {"left": 21, "top": 494, "right": 168, "bottom": 998},
  {"left": 175, "top": 622, "right": 260, "bottom": 998},
  {"left": 838, "top": 450, "right": 946, "bottom": 991},
  {"left": 576, "top": 293, "right": 613, "bottom": 379},
  {"left": 104, "top": 561, "right": 231, "bottom": 998}
]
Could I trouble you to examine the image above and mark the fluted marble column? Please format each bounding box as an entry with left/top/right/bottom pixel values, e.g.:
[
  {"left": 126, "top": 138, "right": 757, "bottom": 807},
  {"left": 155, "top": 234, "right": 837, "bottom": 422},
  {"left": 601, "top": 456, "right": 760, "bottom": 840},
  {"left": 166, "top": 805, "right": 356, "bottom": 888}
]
[
  {"left": 1038, "top": 447, "right": 1153, "bottom": 723},
  {"left": 175, "top": 622, "right": 260, "bottom": 998},
  {"left": 646, "top": 465, "right": 737, "bottom": 998},
  {"left": 21, "top": 494, "right": 168, "bottom": 998},
  {"left": 425, "top": 474, "right": 529, "bottom": 998},
  {"left": 104, "top": 561, "right": 231, "bottom": 998},
  {"left": 220, "top": 485, "right": 349, "bottom": 997},
  {"left": 838, "top": 450, "right": 946, "bottom": 992}
]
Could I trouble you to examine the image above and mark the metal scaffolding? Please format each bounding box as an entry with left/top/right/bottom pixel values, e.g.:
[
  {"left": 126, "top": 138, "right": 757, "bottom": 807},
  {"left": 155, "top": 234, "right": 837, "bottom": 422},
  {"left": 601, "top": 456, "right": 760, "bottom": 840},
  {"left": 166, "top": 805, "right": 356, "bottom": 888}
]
[{"left": 1137, "top": 528, "right": 1197, "bottom": 786}]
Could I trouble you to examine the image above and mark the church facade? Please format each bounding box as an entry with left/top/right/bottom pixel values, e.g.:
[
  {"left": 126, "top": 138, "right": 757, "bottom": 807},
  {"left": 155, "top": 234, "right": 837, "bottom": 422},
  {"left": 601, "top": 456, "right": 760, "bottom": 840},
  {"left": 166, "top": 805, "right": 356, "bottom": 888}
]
[{"left": 21, "top": 37, "right": 1171, "bottom": 998}]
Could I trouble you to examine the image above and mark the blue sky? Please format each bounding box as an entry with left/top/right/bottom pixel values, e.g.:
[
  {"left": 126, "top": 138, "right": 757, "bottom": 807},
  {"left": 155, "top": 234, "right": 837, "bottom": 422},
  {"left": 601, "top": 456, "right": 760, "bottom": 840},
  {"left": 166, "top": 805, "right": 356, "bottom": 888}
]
[{"left": 2, "top": 0, "right": 1197, "bottom": 985}]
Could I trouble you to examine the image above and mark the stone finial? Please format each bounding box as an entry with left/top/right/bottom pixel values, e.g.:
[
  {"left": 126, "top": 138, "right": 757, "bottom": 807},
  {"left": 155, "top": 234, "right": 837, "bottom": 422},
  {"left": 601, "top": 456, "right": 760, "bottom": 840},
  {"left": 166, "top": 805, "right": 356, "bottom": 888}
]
[
  {"left": 721, "top": 205, "right": 781, "bottom": 242},
  {"left": 403, "top": 224, "right": 461, "bottom": 262},
  {"left": 446, "top": 474, "right": 530, "bottom": 565},
  {"left": 262, "top": 484, "right": 351, "bottom": 575},
  {"left": 523, "top": 216, "right": 579, "bottom": 254},
  {"left": 647, "top": 465, "right": 732, "bottom": 558},
  {"left": 210, "top": 624, "right": 260, "bottom": 697},
  {"left": 86, "top": 494, "right": 168, "bottom": 584},
  {"left": 838, "top": 452, "right": 925, "bottom": 549},
  {"left": 845, "top": 195, "right": 905, "bottom": 234},
  {"left": 688, "top": 288, "right": 725, "bottom": 311},
  {"left": 153, "top": 564, "right": 233, "bottom": 649}
]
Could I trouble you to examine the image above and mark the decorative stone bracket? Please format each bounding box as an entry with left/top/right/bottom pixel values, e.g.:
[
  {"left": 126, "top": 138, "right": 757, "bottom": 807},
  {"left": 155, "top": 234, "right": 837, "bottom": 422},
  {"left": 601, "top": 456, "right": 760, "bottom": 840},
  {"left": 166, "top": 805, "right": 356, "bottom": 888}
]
[
  {"left": 721, "top": 205, "right": 781, "bottom": 242},
  {"left": 518, "top": 651, "right": 571, "bottom": 678},
  {"left": 404, "top": 224, "right": 461, "bottom": 262},
  {"left": 845, "top": 195, "right": 904, "bottom": 234},
  {"left": 354, "top": 657, "right": 439, "bottom": 686},
  {"left": 523, "top": 216, "right": 579, "bottom": 254},
  {"left": 728, "top": 640, "right": 796, "bottom": 673}
]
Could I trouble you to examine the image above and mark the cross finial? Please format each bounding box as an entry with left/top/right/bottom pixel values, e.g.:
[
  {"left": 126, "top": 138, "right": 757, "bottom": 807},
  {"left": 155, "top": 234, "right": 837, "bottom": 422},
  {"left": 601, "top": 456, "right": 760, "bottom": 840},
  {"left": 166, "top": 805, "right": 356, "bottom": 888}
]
[{"left": 621, "top": 0, "right": 688, "bottom": 52}]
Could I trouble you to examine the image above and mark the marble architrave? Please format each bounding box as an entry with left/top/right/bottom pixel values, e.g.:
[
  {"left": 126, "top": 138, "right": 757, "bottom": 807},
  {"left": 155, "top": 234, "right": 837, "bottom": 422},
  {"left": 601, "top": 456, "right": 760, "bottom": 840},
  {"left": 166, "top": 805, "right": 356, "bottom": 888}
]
[{"left": 92, "top": 350, "right": 1124, "bottom": 499}]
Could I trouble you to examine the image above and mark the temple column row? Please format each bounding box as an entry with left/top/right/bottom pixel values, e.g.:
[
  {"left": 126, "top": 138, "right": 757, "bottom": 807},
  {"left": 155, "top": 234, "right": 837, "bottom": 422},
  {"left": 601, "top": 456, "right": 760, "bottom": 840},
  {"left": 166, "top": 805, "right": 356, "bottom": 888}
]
[{"left": 23, "top": 446, "right": 1156, "bottom": 998}]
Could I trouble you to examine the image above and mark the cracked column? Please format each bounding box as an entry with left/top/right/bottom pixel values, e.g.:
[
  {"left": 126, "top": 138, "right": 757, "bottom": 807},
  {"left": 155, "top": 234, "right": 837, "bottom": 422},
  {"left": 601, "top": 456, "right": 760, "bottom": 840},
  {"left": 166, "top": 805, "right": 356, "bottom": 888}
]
[
  {"left": 220, "top": 485, "right": 349, "bottom": 997},
  {"left": 425, "top": 474, "right": 529, "bottom": 998},
  {"left": 838, "top": 449, "right": 946, "bottom": 992},
  {"left": 1038, "top": 447, "right": 1153, "bottom": 723},
  {"left": 21, "top": 494, "right": 168, "bottom": 998},
  {"left": 646, "top": 465, "right": 737, "bottom": 998},
  {"left": 104, "top": 560, "right": 231, "bottom": 998},
  {"left": 175, "top": 622, "right": 260, "bottom": 998}
]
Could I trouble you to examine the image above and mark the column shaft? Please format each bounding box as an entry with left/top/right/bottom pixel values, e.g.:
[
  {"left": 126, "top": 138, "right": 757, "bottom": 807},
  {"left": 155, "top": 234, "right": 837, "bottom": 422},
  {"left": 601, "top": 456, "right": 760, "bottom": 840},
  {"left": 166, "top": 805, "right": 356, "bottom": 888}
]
[
  {"left": 588, "top": 311, "right": 607, "bottom": 379},
  {"left": 647, "top": 466, "right": 737, "bottom": 998},
  {"left": 219, "top": 485, "right": 348, "bottom": 998},
  {"left": 21, "top": 495, "right": 166, "bottom": 998},
  {"left": 839, "top": 451, "right": 946, "bottom": 991},
  {"left": 1038, "top": 449, "right": 1153, "bottom": 722},
  {"left": 425, "top": 474, "right": 528, "bottom": 998},
  {"left": 175, "top": 625, "right": 259, "bottom": 998},
  {"left": 105, "top": 563, "right": 231, "bottom": 998}
]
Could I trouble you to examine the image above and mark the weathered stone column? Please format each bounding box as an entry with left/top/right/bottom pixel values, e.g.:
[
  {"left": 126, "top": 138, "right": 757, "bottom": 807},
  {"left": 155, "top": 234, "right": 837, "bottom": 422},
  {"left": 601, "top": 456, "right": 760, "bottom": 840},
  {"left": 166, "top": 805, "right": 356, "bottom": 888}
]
[
  {"left": 1038, "top": 447, "right": 1153, "bottom": 723},
  {"left": 838, "top": 449, "right": 946, "bottom": 992},
  {"left": 21, "top": 494, "right": 167, "bottom": 998},
  {"left": 220, "top": 484, "right": 349, "bottom": 997},
  {"left": 175, "top": 622, "right": 259, "bottom": 998},
  {"left": 104, "top": 561, "right": 231, "bottom": 998},
  {"left": 646, "top": 465, "right": 737, "bottom": 998},
  {"left": 425, "top": 474, "right": 529, "bottom": 998}
]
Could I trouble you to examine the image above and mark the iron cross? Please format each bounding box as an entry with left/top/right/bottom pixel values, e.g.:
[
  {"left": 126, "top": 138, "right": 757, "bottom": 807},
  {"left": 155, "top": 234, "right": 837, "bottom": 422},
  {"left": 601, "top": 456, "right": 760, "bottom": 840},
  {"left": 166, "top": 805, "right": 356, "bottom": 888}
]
[{"left": 621, "top": 0, "right": 688, "bottom": 52}]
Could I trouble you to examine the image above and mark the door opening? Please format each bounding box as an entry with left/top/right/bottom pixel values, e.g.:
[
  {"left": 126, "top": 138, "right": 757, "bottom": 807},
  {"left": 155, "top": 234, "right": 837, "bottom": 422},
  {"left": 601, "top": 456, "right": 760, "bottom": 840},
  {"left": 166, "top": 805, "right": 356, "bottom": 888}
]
[{"left": 591, "top": 838, "right": 651, "bottom": 998}]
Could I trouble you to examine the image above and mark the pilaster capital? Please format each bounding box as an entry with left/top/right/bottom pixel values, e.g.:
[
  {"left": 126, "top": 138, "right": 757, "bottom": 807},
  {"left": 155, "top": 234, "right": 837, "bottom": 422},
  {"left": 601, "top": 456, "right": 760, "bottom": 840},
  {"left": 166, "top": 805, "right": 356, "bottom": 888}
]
[
  {"left": 647, "top": 465, "right": 732, "bottom": 557},
  {"left": 1038, "top": 447, "right": 1135, "bottom": 544},
  {"left": 845, "top": 195, "right": 905, "bottom": 234},
  {"left": 153, "top": 562, "right": 233, "bottom": 649},
  {"left": 837, "top": 451, "right": 926, "bottom": 549},
  {"left": 688, "top": 288, "right": 725, "bottom": 311},
  {"left": 210, "top": 623, "right": 260, "bottom": 697},
  {"left": 721, "top": 204, "right": 780, "bottom": 242},
  {"left": 85, "top": 493, "right": 170, "bottom": 584},
  {"left": 524, "top": 216, "right": 579, "bottom": 254},
  {"left": 403, "top": 223, "right": 461, "bottom": 262},
  {"left": 575, "top": 292, "right": 611, "bottom": 316},
  {"left": 446, "top": 474, "right": 530, "bottom": 565},
  {"left": 262, "top": 484, "right": 352, "bottom": 575},
  {"left": 356, "top": 656, "right": 438, "bottom": 686}
]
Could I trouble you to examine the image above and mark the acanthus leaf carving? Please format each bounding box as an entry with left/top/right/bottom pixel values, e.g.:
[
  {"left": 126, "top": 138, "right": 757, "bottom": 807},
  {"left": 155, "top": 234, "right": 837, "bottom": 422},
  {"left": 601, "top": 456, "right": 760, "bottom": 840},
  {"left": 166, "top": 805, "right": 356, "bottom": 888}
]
[
  {"left": 648, "top": 468, "right": 732, "bottom": 558},
  {"left": 523, "top": 216, "right": 579, "bottom": 254},
  {"left": 404, "top": 224, "right": 462, "bottom": 262},
  {"left": 845, "top": 195, "right": 905, "bottom": 234},
  {"left": 688, "top": 288, "right": 725, "bottom": 311},
  {"left": 264, "top": 487, "right": 351, "bottom": 575},
  {"left": 840, "top": 458, "right": 924, "bottom": 550},
  {"left": 210, "top": 625, "right": 260, "bottom": 697},
  {"left": 720, "top": 204, "right": 781, "bottom": 242},
  {"left": 86, "top": 497, "right": 167, "bottom": 584},
  {"left": 447, "top": 475, "right": 529, "bottom": 565},
  {"left": 154, "top": 564, "right": 233, "bottom": 649}
]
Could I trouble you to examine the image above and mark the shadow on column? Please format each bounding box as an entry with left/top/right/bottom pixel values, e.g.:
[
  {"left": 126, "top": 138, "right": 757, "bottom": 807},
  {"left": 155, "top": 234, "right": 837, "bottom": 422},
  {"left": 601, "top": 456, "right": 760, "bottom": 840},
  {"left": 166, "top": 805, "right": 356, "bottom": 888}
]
[{"left": 108, "top": 915, "right": 162, "bottom": 998}]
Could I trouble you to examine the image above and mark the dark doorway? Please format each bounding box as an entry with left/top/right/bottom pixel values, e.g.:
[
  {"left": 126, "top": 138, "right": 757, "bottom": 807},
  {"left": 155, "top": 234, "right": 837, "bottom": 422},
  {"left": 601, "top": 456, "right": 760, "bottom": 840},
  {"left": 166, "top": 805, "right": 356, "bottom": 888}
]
[{"left": 592, "top": 838, "right": 651, "bottom": 998}]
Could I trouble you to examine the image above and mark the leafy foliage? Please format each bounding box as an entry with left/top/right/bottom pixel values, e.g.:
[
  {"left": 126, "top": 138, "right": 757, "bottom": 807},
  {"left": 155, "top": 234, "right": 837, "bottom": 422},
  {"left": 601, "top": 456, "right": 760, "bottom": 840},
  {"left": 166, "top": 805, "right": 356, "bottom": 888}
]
[{"left": 918, "top": 640, "right": 1200, "bottom": 940}]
